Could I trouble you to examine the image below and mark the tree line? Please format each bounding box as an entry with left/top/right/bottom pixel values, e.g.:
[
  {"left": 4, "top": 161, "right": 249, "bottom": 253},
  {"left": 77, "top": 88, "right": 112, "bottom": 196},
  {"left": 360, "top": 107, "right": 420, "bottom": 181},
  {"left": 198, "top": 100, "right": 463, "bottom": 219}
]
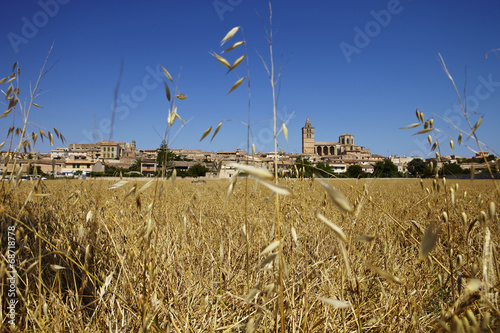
[{"left": 289, "top": 156, "right": 497, "bottom": 178}]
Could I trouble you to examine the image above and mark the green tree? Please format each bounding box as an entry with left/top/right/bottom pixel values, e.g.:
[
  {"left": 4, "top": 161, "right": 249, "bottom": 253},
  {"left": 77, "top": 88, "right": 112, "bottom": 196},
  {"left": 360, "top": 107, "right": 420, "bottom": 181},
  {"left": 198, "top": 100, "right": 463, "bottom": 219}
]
[
  {"left": 346, "top": 164, "right": 363, "bottom": 178},
  {"left": 315, "top": 162, "right": 332, "bottom": 178},
  {"left": 187, "top": 164, "right": 209, "bottom": 177},
  {"left": 157, "top": 141, "right": 168, "bottom": 169},
  {"left": 407, "top": 158, "right": 427, "bottom": 177},
  {"left": 442, "top": 163, "right": 464, "bottom": 175},
  {"left": 374, "top": 159, "right": 398, "bottom": 178},
  {"left": 461, "top": 154, "right": 496, "bottom": 163},
  {"left": 480, "top": 164, "right": 497, "bottom": 174},
  {"left": 157, "top": 141, "right": 181, "bottom": 176}
]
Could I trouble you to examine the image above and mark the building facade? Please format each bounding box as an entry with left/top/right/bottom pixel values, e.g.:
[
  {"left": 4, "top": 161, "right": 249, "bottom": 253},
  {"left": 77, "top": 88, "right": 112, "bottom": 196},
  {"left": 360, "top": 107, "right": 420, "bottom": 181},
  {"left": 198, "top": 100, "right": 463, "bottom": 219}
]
[
  {"left": 50, "top": 147, "right": 69, "bottom": 159},
  {"left": 61, "top": 159, "right": 104, "bottom": 174},
  {"left": 68, "top": 140, "right": 140, "bottom": 160},
  {"left": 301, "top": 118, "right": 371, "bottom": 159}
]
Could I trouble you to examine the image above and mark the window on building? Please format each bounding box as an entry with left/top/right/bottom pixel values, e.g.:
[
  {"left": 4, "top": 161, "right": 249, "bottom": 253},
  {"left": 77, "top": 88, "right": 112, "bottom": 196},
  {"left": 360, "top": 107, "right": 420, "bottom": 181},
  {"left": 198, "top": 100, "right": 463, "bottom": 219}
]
[
  {"left": 87, "top": 165, "right": 90, "bottom": 168},
  {"left": 112, "top": 147, "right": 114, "bottom": 151},
  {"left": 73, "top": 164, "right": 75, "bottom": 168}
]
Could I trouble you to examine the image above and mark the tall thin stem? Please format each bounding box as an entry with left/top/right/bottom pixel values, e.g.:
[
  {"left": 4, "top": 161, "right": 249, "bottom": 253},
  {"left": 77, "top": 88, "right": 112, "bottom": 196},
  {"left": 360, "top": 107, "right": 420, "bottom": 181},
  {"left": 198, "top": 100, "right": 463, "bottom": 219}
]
[
  {"left": 242, "top": 29, "right": 251, "bottom": 293},
  {"left": 267, "top": 3, "right": 285, "bottom": 331}
]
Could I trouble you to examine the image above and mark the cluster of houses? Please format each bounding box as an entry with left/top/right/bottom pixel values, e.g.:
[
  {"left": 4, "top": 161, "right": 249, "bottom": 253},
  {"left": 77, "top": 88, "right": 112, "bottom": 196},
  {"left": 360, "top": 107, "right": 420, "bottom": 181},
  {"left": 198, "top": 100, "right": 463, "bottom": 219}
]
[
  {"left": 1, "top": 142, "right": 496, "bottom": 180},
  {"left": 0, "top": 118, "right": 497, "bottom": 178}
]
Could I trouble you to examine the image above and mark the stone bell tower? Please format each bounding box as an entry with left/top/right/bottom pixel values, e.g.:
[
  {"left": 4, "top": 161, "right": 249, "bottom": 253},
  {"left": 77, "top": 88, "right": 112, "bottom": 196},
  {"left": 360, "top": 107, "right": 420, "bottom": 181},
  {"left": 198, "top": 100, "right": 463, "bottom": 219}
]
[{"left": 302, "top": 117, "right": 315, "bottom": 155}]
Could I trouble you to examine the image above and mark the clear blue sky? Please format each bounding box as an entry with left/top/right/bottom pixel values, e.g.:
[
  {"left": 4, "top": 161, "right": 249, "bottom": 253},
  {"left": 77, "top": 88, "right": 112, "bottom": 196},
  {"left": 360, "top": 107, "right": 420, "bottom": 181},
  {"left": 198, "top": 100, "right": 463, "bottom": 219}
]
[{"left": 1, "top": 0, "right": 499, "bottom": 158}]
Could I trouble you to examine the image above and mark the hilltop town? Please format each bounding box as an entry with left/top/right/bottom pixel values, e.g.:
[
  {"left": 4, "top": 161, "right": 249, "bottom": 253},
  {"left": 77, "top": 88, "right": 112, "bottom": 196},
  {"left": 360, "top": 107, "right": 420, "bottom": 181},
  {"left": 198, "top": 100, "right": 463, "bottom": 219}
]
[{"left": 1, "top": 118, "right": 498, "bottom": 179}]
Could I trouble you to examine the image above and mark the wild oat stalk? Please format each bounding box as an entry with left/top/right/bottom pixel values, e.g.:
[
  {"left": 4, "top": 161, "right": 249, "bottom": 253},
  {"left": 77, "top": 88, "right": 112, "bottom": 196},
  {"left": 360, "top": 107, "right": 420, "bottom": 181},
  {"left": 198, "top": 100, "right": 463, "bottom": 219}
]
[
  {"left": 0, "top": 45, "right": 65, "bottom": 186},
  {"left": 401, "top": 52, "right": 500, "bottom": 327},
  {"left": 437, "top": 53, "right": 499, "bottom": 195},
  {"left": 0, "top": 48, "right": 67, "bottom": 328},
  {"left": 262, "top": 2, "right": 286, "bottom": 331},
  {"left": 403, "top": 54, "right": 499, "bottom": 194},
  {"left": 209, "top": 24, "right": 254, "bottom": 292},
  {"left": 159, "top": 66, "right": 186, "bottom": 179}
]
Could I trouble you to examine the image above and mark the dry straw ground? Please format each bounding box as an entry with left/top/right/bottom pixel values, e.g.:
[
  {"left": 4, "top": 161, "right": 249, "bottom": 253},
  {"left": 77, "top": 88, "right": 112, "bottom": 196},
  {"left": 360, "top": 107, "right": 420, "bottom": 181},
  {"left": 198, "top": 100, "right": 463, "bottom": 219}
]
[{"left": 1, "top": 177, "right": 498, "bottom": 332}]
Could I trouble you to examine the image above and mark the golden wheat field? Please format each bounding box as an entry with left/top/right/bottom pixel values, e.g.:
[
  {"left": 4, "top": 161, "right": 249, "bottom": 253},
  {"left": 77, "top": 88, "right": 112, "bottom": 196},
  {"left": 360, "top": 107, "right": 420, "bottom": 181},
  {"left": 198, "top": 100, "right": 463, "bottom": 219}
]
[{"left": 1, "top": 177, "right": 499, "bottom": 332}]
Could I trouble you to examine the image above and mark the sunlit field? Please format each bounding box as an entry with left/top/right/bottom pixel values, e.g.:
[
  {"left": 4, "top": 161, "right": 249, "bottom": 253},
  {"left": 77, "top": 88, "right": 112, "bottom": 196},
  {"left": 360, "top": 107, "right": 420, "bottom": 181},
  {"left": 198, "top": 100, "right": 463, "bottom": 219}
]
[{"left": 1, "top": 177, "right": 498, "bottom": 332}]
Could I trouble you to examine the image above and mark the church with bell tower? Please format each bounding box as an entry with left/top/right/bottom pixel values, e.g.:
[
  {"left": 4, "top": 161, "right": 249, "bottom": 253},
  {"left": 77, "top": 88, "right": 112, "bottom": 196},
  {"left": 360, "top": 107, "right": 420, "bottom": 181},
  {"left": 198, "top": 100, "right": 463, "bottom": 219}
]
[{"left": 301, "top": 118, "right": 371, "bottom": 159}]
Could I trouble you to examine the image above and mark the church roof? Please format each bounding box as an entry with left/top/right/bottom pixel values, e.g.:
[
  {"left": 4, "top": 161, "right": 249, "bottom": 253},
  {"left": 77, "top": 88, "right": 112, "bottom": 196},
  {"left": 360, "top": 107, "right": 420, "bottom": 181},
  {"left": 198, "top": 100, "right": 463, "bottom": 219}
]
[
  {"left": 315, "top": 142, "right": 340, "bottom": 145},
  {"left": 304, "top": 117, "right": 312, "bottom": 127}
]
